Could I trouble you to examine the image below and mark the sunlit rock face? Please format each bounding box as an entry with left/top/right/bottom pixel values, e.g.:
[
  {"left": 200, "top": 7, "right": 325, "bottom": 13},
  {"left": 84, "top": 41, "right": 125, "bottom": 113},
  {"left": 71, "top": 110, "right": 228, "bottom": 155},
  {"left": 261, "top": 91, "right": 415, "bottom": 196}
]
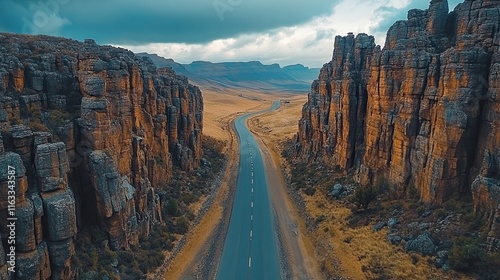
[
  {"left": 0, "top": 34, "right": 203, "bottom": 278},
  {"left": 296, "top": 0, "right": 500, "bottom": 250}
]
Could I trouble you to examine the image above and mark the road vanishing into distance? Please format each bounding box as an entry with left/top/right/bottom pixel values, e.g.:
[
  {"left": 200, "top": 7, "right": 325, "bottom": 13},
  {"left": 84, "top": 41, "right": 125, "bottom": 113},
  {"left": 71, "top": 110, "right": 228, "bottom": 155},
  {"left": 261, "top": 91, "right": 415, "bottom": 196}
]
[{"left": 216, "top": 101, "right": 282, "bottom": 280}]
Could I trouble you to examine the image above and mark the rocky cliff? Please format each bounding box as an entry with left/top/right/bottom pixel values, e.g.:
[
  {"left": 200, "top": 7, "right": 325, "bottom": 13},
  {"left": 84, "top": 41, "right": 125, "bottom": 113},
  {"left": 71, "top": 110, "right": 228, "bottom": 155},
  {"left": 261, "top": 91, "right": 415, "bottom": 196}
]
[
  {"left": 0, "top": 34, "right": 203, "bottom": 279},
  {"left": 297, "top": 0, "right": 500, "bottom": 251}
]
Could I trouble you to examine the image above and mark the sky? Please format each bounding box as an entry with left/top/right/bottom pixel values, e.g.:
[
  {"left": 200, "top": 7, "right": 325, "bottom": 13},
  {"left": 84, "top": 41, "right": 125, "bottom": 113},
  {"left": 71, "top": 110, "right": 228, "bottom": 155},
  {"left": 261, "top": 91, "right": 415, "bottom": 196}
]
[{"left": 0, "top": 0, "right": 462, "bottom": 68}]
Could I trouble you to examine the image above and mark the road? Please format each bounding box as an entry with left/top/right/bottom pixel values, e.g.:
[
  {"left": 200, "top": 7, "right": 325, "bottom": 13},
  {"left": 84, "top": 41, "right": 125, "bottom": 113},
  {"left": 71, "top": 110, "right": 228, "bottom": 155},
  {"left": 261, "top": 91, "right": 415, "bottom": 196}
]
[{"left": 216, "top": 101, "right": 282, "bottom": 280}]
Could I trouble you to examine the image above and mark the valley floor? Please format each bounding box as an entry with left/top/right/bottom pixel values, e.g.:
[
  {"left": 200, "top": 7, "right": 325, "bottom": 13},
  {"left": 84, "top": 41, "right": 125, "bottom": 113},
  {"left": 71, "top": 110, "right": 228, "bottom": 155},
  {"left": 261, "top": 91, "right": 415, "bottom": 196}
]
[
  {"left": 162, "top": 89, "right": 321, "bottom": 279},
  {"left": 160, "top": 88, "right": 479, "bottom": 280}
]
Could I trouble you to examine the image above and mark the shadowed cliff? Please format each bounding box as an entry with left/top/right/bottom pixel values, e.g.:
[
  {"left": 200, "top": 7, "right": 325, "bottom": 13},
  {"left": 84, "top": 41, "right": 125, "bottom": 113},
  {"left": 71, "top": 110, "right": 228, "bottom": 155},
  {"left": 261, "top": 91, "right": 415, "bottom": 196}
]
[{"left": 0, "top": 34, "right": 203, "bottom": 279}]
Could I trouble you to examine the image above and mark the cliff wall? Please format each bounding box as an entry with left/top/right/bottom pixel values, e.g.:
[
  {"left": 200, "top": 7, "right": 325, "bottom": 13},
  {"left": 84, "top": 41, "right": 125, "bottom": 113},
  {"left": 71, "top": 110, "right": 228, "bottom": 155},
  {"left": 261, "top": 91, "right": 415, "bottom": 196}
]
[
  {"left": 297, "top": 0, "right": 500, "bottom": 251},
  {"left": 0, "top": 34, "right": 203, "bottom": 279}
]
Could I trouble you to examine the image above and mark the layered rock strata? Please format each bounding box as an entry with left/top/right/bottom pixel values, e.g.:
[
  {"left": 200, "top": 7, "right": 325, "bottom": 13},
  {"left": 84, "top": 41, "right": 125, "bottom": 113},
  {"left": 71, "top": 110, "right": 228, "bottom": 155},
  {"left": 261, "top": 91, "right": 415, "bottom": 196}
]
[
  {"left": 0, "top": 34, "right": 203, "bottom": 278},
  {"left": 297, "top": 0, "right": 500, "bottom": 250}
]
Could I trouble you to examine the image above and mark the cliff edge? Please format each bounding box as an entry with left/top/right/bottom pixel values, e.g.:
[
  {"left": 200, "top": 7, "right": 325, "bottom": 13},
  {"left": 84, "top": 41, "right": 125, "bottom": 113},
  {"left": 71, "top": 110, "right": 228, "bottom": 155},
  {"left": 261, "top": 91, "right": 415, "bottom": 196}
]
[{"left": 296, "top": 0, "right": 500, "bottom": 251}]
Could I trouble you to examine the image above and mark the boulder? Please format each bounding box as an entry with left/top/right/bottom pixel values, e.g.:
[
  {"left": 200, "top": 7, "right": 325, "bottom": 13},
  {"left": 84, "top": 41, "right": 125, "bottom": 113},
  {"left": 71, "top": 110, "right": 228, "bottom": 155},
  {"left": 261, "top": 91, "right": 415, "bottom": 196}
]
[
  {"left": 387, "top": 234, "right": 402, "bottom": 245},
  {"left": 329, "top": 183, "right": 345, "bottom": 199},
  {"left": 405, "top": 231, "right": 437, "bottom": 255},
  {"left": 373, "top": 221, "right": 387, "bottom": 231},
  {"left": 387, "top": 217, "right": 400, "bottom": 227}
]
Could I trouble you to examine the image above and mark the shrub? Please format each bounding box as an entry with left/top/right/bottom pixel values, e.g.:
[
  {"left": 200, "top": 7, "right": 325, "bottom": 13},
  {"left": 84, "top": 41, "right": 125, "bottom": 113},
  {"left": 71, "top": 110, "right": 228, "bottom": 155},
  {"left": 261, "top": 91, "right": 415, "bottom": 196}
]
[
  {"left": 351, "top": 184, "right": 377, "bottom": 211},
  {"left": 462, "top": 212, "right": 485, "bottom": 231},
  {"left": 27, "top": 104, "right": 42, "bottom": 119},
  {"left": 9, "top": 115, "right": 22, "bottom": 125},
  {"left": 449, "top": 237, "right": 487, "bottom": 271},
  {"left": 46, "top": 110, "right": 71, "bottom": 131},
  {"left": 30, "top": 120, "right": 49, "bottom": 132},
  {"left": 164, "top": 199, "right": 181, "bottom": 216},
  {"left": 314, "top": 215, "right": 326, "bottom": 225},
  {"left": 175, "top": 216, "right": 190, "bottom": 234},
  {"left": 304, "top": 186, "right": 316, "bottom": 196}
]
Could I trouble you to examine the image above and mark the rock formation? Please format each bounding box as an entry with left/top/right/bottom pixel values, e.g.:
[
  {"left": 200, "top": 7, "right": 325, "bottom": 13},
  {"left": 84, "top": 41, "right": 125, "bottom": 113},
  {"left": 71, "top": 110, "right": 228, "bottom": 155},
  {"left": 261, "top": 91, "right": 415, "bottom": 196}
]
[
  {"left": 0, "top": 34, "right": 203, "bottom": 278},
  {"left": 296, "top": 0, "right": 500, "bottom": 250}
]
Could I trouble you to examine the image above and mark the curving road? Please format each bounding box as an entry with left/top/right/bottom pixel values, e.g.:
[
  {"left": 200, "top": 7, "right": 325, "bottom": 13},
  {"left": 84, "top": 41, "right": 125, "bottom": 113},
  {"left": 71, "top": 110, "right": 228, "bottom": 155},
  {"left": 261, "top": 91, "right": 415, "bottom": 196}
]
[{"left": 216, "top": 101, "right": 282, "bottom": 280}]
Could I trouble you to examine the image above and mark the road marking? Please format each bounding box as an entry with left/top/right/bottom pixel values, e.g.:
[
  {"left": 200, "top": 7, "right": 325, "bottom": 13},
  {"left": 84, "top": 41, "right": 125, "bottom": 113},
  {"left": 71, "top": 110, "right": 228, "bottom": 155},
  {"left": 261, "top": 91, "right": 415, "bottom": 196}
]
[
  {"left": 249, "top": 258, "right": 252, "bottom": 268},
  {"left": 251, "top": 178, "right": 253, "bottom": 184},
  {"left": 252, "top": 188, "right": 253, "bottom": 193},
  {"left": 251, "top": 215, "right": 253, "bottom": 220},
  {"left": 250, "top": 230, "right": 252, "bottom": 237},
  {"left": 251, "top": 202, "right": 253, "bottom": 208}
]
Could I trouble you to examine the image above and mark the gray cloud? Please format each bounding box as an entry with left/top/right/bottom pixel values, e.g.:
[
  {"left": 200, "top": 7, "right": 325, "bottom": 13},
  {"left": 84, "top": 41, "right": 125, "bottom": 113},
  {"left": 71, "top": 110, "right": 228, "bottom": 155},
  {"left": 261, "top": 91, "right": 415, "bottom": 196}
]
[{"left": 0, "top": 0, "right": 339, "bottom": 45}]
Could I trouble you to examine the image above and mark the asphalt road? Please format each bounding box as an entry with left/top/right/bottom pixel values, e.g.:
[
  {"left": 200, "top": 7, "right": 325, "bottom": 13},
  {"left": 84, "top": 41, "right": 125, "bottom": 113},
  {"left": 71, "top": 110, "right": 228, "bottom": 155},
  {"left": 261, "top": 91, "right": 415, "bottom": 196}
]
[{"left": 216, "top": 101, "right": 282, "bottom": 280}]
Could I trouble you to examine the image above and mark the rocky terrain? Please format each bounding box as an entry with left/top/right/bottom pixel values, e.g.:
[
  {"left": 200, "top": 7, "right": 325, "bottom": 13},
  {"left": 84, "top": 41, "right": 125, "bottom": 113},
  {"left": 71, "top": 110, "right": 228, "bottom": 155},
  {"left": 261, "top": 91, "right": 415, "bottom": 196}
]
[
  {"left": 0, "top": 34, "right": 203, "bottom": 279},
  {"left": 296, "top": 0, "right": 500, "bottom": 254},
  {"left": 140, "top": 53, "right": 320, "bottom": 93}
]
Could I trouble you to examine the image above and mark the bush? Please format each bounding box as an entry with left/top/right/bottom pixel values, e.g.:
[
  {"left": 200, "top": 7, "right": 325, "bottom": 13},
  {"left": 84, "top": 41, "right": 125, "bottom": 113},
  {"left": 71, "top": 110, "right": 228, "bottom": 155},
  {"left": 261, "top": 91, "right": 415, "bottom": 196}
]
[
  {"left": 175, "top": 216, "right": 190, "bottom": 234},
  {"left": 27, "top": 104, "right": 42, "bottom": 119},
  {"left": 46, "top": 110, "right": 71, "bottom": 132},
  {"left": 9, "top": 115, "right": 22, "bottom": 125},
  {"left": 351, "top": 184, "right": 377, "bottom": 211},
  {"left": 164, "top": 199, "right": 181, "bottom": 216},
  {"left": 30, "top": 120, "right": 49, "bottom": 132},
  {"left": 449, "top": 237, "right": 487, "bottom": 271},
  {"left": 304, "top": 186, "right": 316, "bottom": 196}
]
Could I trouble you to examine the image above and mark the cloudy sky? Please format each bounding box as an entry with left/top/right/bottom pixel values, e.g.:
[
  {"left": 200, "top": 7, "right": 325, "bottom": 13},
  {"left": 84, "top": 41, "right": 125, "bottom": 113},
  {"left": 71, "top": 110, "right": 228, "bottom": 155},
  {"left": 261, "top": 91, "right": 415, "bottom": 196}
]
[{"left": 0, "top": 0, "right": 462, "bottom": 67}]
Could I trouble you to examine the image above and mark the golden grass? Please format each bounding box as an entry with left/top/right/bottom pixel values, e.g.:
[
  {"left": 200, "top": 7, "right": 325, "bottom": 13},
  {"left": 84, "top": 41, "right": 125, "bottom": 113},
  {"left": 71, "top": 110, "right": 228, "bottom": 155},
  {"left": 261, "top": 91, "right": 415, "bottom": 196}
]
[{"left": 202, "top": 88, "right": 292, "bottom": 141}]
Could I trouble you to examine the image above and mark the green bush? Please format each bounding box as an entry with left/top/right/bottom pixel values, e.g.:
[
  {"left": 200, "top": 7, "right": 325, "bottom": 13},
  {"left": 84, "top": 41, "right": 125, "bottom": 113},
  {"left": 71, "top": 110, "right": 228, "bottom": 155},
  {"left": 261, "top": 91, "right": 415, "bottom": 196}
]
[
  {"left": 9, "top": 115, "right": 22, "bottom": 125},
  {"left": 175, "top": 216, "right": 190, "bottom": 234},
  {"left": 351, "top": 184, "right": 377, "bottom": 211},
  {"left": 164, "top": 199, "right": 181, "bottom": 216},
  {"left": 304, "top": 186, "right": 316, "bottom": 196},
  {"left": 27, "top": 104, "right": 42, "bottom": 118},
  {"left": 30, "top": 120, "right": 49, "bottom": 132},
  {"left": 449, "top": 237, "right": 487, "bottom": 271}
]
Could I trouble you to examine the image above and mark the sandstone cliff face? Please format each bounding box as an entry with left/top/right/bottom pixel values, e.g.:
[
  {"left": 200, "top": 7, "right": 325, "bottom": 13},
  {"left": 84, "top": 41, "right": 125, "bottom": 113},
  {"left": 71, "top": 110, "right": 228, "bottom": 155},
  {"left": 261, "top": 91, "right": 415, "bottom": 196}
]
[
  {"left": 297, "top": 0, "right": 500, "bottom": 251},
  {"left": 0, "top": 34, "right": 203, "bottom": 278}
]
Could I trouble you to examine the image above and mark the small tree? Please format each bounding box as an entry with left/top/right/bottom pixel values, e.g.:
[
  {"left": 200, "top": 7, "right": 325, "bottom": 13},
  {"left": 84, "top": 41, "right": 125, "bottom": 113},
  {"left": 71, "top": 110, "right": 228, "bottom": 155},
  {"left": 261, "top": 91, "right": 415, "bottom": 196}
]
[
  {"left": 164, "top": 199, "right": 181, "bottom": 216},
  {"left": 449, "top": 237, "right": 486, "bottom": 271},
  {"left": 351, "top": 184, "right": 377, "bottom": 211}
]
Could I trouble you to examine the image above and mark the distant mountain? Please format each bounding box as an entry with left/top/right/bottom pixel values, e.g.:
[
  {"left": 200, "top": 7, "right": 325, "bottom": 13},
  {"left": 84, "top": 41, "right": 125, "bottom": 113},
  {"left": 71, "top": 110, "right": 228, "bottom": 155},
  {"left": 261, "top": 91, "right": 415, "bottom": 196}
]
[
  {"left": 139, "top": 53, "right": 192, "bottom": 77},
  {"left": 138, "top": 53, "right": 319, "bottom": 93},
  {"left": 282, "top": 64, "right": 320, "bottom": 83}
]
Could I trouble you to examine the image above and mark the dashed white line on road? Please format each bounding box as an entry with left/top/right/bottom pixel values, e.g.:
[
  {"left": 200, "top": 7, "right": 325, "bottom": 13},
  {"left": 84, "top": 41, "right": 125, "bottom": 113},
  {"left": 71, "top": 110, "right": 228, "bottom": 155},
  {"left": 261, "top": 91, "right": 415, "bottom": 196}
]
[
  {"left": 250, "top": 230, "right": 252, "bottom": 237},
  {"left": 251, "top": 188, "right": 253, "bottom": 193},
  {"left": 251, "top": 215, "right": 253, "bottom": 220},
  {"left": 249, "top": 258, "right": 252, "bottom": 268},
  {"left": 251, "top": 202, "right": 253, "bottom": 208}
]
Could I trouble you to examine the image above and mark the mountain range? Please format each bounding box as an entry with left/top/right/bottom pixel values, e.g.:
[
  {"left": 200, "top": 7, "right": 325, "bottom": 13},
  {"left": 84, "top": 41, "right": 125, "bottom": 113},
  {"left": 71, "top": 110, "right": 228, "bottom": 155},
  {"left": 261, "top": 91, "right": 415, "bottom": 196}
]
[{"left": 139, "top": 53, "right": 320, "bottom": 93}]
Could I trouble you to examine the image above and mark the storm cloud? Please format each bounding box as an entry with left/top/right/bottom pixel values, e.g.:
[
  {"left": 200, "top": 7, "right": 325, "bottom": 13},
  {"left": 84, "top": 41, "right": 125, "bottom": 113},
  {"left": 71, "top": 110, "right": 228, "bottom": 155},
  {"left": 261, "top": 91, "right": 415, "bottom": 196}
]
[
  {"left": 0, "top": 0, "right": 339, "bottom": 45},
  {"left": 0, "top": 0, "right": 467, "bottom": 67}
]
